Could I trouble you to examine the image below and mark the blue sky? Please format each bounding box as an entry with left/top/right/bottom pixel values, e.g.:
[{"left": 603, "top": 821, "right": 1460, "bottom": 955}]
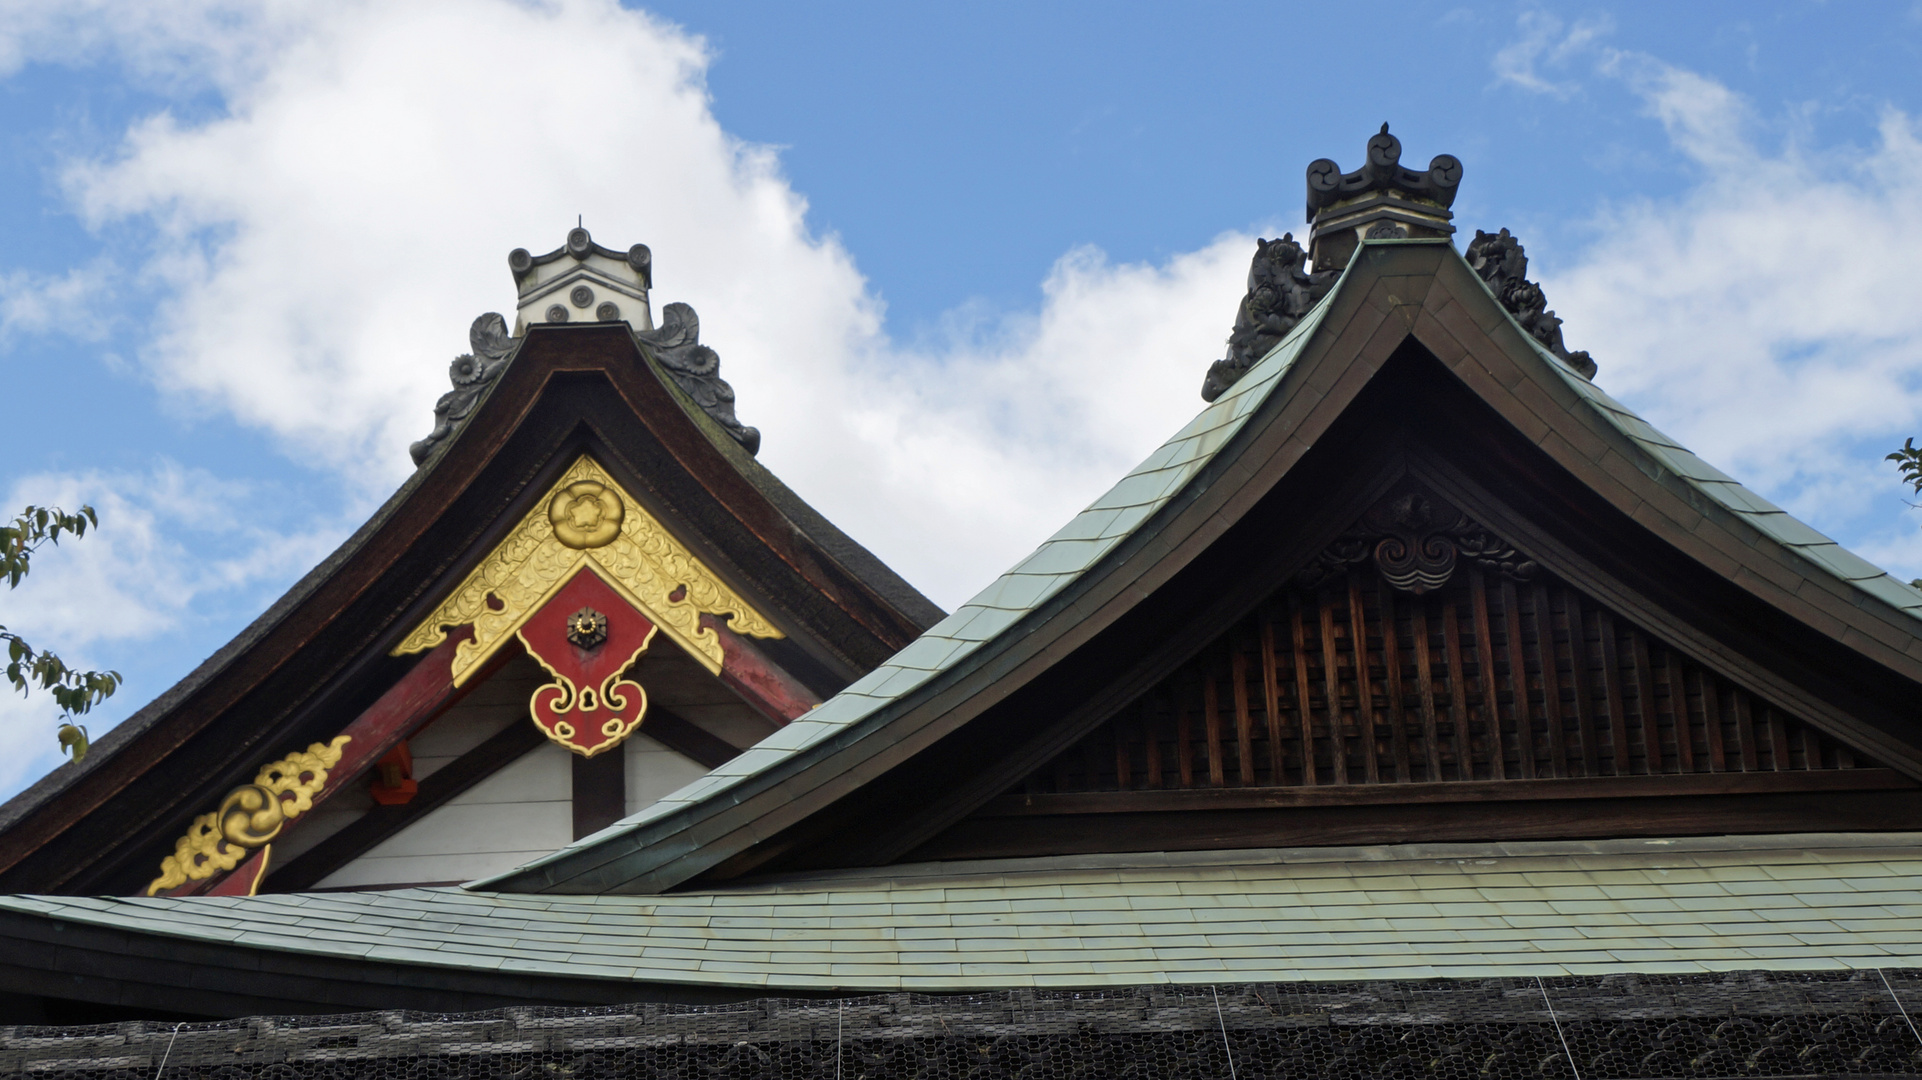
[{"left": 4, "top": 1, "right": 1922, "bottom": 802}]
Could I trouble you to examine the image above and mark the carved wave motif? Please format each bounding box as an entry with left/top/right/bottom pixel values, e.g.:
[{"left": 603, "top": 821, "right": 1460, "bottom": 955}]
[{"left": 1298, "top": 490, "right": 1537, "bottom": 596}]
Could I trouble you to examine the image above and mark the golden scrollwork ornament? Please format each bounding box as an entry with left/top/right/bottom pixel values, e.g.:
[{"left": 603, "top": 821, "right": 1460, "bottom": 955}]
[{"left": 145, "top": 736, "right": 349, "bottom": 896}]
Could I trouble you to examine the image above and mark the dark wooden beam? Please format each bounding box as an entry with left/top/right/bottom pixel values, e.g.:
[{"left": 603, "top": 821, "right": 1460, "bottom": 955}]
[
  {"left": 702, "top": 613, "right": 822, "bottom": 723},
  {"left": 916, "top": 789, "right": 1922, "bottom": 862},
  {"left": 573, "top": 747, "right": 626, "bottom": 840},
  {"left": 973, "top": 767, "right": 1915, "bottom": 816},
  {"left": 1, "top": 318, "right": 945, "bottom": 894},
  {"left": 643, "top": 707, "right": 745, "bottom": 770},
  {"left": 167, "top": 629, "right": 508, "bottom": 897},
  {"left": 265, "top": 718, "right": 547, "bottom": 892}
]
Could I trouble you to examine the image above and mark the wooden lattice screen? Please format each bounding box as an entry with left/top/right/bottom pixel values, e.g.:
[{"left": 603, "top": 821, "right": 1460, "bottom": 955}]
[{"left": 1030, "top": 564, "right": 1872, "bottom": 794}]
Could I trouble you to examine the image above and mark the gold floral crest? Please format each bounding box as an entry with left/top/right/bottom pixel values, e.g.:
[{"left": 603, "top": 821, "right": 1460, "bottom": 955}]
[{"left": 392, "top": 455, "right": 781, "bottom": 682}]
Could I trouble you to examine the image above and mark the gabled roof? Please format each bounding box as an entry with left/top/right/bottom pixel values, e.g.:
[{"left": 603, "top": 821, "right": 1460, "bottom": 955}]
[
  {"left": 481, "top": 239, "right": 1922, "bottom": 896},
  {"left": 0, "top": 321, "right": 943, "bottom": 896}
]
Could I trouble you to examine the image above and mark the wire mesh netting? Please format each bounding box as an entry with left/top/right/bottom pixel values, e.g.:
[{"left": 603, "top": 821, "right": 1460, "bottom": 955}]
[{"left": 5, "top": 970, "right": 1920, "bottom": 1079}]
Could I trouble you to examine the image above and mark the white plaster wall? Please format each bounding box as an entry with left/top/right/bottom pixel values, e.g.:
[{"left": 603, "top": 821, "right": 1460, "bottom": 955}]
[
  {"left": 311, "top": 741, "right": 574, "bottom": 888},
  {"left": 269, "top": 652, "right": 743, "bottom": 890},
  {"left": 311, "top": 731, "right": 710, "bottom": 888},
  {"left": 266, "top": 654, "right": 547, "bottom": 875},
  {"left": 628, "top": 648, "right": 779, "bottom": 749}
]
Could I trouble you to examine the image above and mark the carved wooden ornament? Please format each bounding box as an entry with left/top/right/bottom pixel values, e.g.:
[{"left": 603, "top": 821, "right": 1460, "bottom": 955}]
[
  {"left": 145, "top": 736, "right": 350, "bottom": 896},
  {"left": 518, "top": 567, "right": 658, "bottom": 757},
  {"left": 1299, "top": 489, "right": 1536, "bottom": 595},
  {"left": 393, "top": 454, "right": 781, "bottom": 683}
]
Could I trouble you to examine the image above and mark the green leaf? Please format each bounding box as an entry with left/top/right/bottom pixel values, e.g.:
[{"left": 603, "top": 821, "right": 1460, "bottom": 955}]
[{"left": 0, "top": 506, "right": 121, "bottom": 721}]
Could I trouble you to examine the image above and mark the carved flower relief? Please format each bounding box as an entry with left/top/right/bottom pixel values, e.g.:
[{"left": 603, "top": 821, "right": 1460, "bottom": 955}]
[
  {"left": 397, "top": 456, "right": 784, "bottom": 684},
  {"left": 449, "top": 353, "right": 485, "bottom": 386},
  {"left": 145, "top": 736, "right": 349, "bottom": 895}
]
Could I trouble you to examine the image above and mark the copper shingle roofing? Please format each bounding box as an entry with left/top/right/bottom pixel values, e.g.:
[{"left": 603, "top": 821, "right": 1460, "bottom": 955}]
[{"left": 8, "top": 834, "right": 1921, "bottom": 993}]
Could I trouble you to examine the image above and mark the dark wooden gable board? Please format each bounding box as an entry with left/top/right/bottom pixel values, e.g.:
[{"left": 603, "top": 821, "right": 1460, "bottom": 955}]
[
  {"left": 0, "top": 323, "right": 943, "bottom": 895},
  {"left": 916, "top": 475, "right": 1915, "bottom": 862},
  {"left": 484, "top": 241, "right": 1922, "bottom": 896}
]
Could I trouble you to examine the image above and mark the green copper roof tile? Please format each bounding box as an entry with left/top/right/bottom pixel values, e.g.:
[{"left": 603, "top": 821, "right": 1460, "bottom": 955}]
[
  {"left": 468, "top": 262, "right": 1345, "bottom": 895},
  {"left": 474, "top": 243, "right": 1922, "bottom": 898},
  {"left": 881, "top": 636, "right": 968, "bottom": 672},
  {"left": 1741, "top": 511, "right": 1837, "bottom": 548},
  {"left": 946, "top": 605, "right": 1026, "bottom": 642},
  {"left": 1606, "top": 411, "right": 1690, "bottom": 451},
  {"left": 1693, "top": 480, "right": 1788, "bottom": 515},
  {"left": 1852, "top": 573, "right": 1922, "bottom": 610},
  {"left": 1009, "top": 538, "right": 1114, "bottom": 575},
  {"left": 1797, "top": 542, "right": 1902, "bottom": 583}
]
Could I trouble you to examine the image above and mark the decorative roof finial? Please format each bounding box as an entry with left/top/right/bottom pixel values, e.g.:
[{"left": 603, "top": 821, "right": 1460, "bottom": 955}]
[
  {"left": 1304, "top": 124, "right": 1461, "bottom": 271},
  {"left": 507, "top": 227, "right": 654, "bottom": 333},
  {"left": 1464, "top": 228, "right": 1597, "bottom": 380},
  {"left": 407, "top": 228, "right": 761, "bottom": 467}
]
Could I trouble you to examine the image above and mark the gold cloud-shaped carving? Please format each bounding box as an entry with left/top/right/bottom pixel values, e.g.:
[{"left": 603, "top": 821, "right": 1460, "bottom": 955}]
[{"left": 145, "top": 736, "right": 349, "bottom": 896}]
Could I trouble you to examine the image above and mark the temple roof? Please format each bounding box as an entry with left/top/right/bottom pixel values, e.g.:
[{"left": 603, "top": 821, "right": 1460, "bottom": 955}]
[
  {"left": 478, "top": 238, "right": 1922, "bottom": 897},
  {"left": 7, "top": 229, "right": 1922, "bottom": 1018}
]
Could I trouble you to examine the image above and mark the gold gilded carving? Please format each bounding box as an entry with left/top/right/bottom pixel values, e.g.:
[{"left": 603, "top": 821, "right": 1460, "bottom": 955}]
[
  {"left": 217, "top": 784, "right": 285, "bottom": 847},
  {"left": 549, "top": 480, "right": 623, "bottom": 548},
  {"left": 392, "top": 455, "right": 781, "bottom": 680},
  {"left": 145, "top": 736, "right": 348, "bottom": 896}
]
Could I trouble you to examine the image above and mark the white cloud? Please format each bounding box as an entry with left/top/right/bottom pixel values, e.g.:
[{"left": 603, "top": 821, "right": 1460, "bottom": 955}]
[
  {"left": 0, "top": 0, "right": 1266, "bottom": 807},
  {"left": 1543, "top": 55, "right": 1922, "bottom": 580},
  {"left": 1491, "top": 10, "right": 1612, "bottom": 97},
  {"left": 0, "top": 463, "right": 340, "bottom": 796},
  {"left": 34, "top": 0, "right": 1258, "bottom": 609},
  {"left": 6, "top": 0, "right": 1922, "bottom": 814},
  {"left": 0, "top": 260, "right": 118, "bottom": 340},
  {"left": 0, "top": 0, "right": 306, "bottom": 90}
]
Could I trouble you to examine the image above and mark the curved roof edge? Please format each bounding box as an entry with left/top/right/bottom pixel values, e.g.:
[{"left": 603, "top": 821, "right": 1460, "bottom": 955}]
[
  {"left": 1500, "top": 278, "right": 1922, "bottom": 626},
  {"left": 471, "top": 256, "right": 1352, "bottom": 891}
]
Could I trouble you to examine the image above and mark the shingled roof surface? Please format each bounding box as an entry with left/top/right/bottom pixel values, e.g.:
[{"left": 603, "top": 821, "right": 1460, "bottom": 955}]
[
  {"left": 477, "top": 238, "right": 1922, "bottom": 895},
  {"left": 4, "top": 834, "right": 1918, "bottom": 992}
]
